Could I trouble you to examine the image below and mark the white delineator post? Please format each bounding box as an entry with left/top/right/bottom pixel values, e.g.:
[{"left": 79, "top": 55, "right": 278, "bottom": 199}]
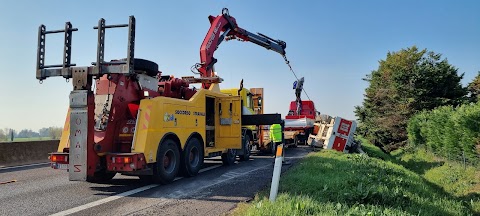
[{"left": 269, "top": 143, "right": 284, "bottom": 202}]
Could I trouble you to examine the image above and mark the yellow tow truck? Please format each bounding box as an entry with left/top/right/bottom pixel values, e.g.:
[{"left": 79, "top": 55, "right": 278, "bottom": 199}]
[{"left": 38, "top": 8, "right": 289, "bottom": 183}]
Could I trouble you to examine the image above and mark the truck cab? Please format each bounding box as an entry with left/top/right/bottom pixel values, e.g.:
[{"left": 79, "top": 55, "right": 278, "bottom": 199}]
[
  {"left": 221, "top": 87, "right": 271, "bottom": 153},
  {"left": 286, "top": 100, "right": 316, "bottom": 119}
]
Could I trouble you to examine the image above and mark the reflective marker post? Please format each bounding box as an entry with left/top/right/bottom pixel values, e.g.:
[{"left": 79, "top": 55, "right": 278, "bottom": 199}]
[
  {"left": 269, "top": 144, "right": 283, "bottom": 202},
  {"left": 270, "top": 120, "right": 285, "bottom": 202}
]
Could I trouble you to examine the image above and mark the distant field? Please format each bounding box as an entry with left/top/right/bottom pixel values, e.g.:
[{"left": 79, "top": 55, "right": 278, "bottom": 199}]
[{"left": 0, "top": 137, "right": 55, "bottom": 142}]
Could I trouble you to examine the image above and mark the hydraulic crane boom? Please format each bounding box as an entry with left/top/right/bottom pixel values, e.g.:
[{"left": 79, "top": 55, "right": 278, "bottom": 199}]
[{"left": 196, "top": 8, "right": 287, "bottom": 89}]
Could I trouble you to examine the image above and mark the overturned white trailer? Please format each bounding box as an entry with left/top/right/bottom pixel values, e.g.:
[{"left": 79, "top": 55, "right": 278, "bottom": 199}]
[{"left": 307, "top": 116, "right": 357, "bottom": 153}]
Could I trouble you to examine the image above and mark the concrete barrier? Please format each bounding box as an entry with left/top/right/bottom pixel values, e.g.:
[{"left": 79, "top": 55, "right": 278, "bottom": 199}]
[{"left": 0, "top": 140, "right": 59, "bottom": 167}]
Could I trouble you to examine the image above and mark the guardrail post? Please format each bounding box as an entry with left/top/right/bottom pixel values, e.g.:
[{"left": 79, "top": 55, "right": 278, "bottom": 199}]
[{"left": 269, "top": 143, "right": 283, "bottom": 202}]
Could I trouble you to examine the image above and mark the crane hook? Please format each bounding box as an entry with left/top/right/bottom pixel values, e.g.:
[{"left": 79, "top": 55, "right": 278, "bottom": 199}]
[{"left": 222, "top": 8, "right": 229, "bottom": 16}]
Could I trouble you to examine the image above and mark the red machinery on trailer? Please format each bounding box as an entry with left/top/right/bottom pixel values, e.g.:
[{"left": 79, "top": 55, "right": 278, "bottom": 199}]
[{"left": 283, "top": 77, "right": 318, "bottom": 147}]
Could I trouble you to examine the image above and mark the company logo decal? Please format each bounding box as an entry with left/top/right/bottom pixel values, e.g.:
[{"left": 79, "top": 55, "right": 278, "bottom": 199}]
[{"left": 164, "top": 112, "right": 175, "bottom": 122}]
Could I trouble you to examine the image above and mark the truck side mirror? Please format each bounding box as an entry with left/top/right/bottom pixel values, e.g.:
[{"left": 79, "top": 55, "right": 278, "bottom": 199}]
[{"left": 258, "top": 97, "right": 262, "bottom": 106}]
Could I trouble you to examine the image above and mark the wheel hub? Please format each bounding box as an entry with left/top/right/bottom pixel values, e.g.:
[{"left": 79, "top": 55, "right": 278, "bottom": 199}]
[
  {"left": 189, "top": 147, "right": 199, "bottom": 167},
  {"left": 163, "top": 149, "right": 176, "bottom": 173}
]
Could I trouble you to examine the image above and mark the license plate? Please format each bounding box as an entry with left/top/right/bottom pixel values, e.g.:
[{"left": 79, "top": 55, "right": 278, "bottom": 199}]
[{"left": 53, "top": 163, "right": 69, "bottom": 170}]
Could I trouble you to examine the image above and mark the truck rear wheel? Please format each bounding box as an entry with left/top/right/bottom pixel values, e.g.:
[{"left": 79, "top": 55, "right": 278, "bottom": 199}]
[
  {"left": 238, "top": 134, "right": 251, "bottom": 161},
  {"left": 181, "top": 137, "right": 204, "bottom": 177},
  {"left": 221, "top": 149, "right": 236, "bottom": 166},
  {"left": 153, "top": 139, "right": 180, "bottom": 184},
  {"left": 291, "top": 136, "right": 298, "bottom": 148}
]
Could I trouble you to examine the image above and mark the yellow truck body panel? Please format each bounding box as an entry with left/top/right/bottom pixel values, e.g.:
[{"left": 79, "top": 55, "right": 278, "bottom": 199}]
[{"left": 57, "top": 84, "right": 243, "bottom": 164}]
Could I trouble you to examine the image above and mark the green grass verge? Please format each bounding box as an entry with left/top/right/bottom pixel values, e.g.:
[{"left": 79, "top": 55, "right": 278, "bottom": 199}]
[
  {"left": 392, "top": 147, "right": 480, "bottom": 214},
  {"left": 233, "top": 146, "right": 474, "bottom": 216},
  {"left": 358, "top": 137, "right": 395, "bottom": 162}
]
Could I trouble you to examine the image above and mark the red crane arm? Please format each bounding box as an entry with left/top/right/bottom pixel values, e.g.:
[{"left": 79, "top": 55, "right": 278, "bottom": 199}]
[{"left": 197, "top": 8, "right": 287, "bottom": 89}]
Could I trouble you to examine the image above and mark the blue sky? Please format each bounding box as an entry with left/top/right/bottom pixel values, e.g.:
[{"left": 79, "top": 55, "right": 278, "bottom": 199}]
[{"left": 0, "top": 0, "right": 479, "bottom": 131}]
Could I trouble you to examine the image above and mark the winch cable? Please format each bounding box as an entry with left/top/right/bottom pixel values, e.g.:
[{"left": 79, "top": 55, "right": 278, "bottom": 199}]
[{"left": 282, "top": 55, "right": 312, "bottom": 101}]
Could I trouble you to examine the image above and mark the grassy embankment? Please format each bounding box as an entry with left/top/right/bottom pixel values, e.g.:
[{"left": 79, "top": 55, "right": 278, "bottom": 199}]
[{"left": 232, "top": 140, "right": 480, "bottom": 215}]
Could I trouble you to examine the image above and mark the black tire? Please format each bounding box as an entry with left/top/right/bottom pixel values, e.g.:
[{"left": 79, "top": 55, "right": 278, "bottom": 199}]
[
  {"left": 153, "top": 139, "right": 180, "bottom": 184},
  {"left": 239, "top": 134, "right": 251, "bottom": 161},
  {"left": 221, "top": 149, "right": 236, "bottom": 166},
  {"left": 291, "top": 136, "right": 298, "bottom": 148},
  {"left": 120, "top": 58, "right": 159, "bottom": 77},
  {"left": 349, "top": 142, "right": 359, "bottom": 153},
  {"left": 259, "top": 143, "right": 271, "bottom": 155},
  {"left": 271, "top": 142, "right": 277, "bottom": 155},
  {"left": 181, "top": 137, "right": 204, "bottom": 177},
  {"left": 86, "top": 171, "right": 116, "bottom": 183}
]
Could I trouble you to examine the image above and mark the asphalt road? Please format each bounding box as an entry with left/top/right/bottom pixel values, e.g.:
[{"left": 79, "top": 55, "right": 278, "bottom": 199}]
[{"left": 0, "top": 146, "right": 311, "bottom": 216}]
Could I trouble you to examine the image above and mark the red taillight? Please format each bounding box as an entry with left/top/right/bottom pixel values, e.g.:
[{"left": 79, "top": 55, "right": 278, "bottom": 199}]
[
  {"left": 51, "top": 155, "right": 68, "bottom": 162},
  {"left": 112, "top": 157, "right": 132, "bottom": 164}
]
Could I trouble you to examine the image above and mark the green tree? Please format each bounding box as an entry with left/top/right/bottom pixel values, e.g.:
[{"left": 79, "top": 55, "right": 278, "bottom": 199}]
[
  {"left": 2, "top": 128, "right": 16, "bottom": 142},
  {"left": 39, "top": 127, "right": 50, "bottom": 137},
  {"left": 17, "top": 129, "right": 40, "bottom": 138},
  {"left": 355, "top": 46, "right": 466, "bottom": 152},
  {"left": 467, "top": 71, "right": 480, "bottom": 102},
  {"left": 0, "top": 130, "right": 5, "bottom": 141},
  {"left": 48, "top": 127, "right": 63, "bottom": 139}
]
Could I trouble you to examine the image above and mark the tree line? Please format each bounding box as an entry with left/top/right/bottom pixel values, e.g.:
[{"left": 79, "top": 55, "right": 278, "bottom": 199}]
[
  {"left": 0, "top": 127, "right": 63, "bottom": 141},
  {"left": 407, "top": 102, "right": 480, "bottom": 164},
  {"left": 355, "top": 46, "right": 479, "bottom": 158}
]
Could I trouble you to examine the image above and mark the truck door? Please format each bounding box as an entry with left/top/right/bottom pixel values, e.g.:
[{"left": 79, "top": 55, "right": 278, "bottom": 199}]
[{"left": 215, "top": 96, "right": 242, "bottom": 149}]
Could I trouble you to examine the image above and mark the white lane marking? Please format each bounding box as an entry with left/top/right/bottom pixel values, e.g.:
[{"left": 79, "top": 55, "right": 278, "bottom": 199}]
[
  {"left": 49, "top": 184, "right": 159, "bottom": 216},
  {"left": 49, "top": 164, "right": 222, "bottom": 216},
  {"left": 0, "top": 162, "right": 50, "bottom": 170},
  {"left": 120, "top": 164, "right": 269, "bottom": 216},
  {"left": 198, "top": 164, "right": 222, "bottom": 173},
  {"left": 194, "top": 165, "right": 268, "bottom": 192}
]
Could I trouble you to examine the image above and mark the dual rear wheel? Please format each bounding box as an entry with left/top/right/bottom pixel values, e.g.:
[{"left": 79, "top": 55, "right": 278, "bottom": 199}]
[
  {"left": 145, "top": 138, "right": 204, "bottom": 184},
  {"left": 181, "top": 138, "right": 204, "bottom": 177},
  {"left": 144, "top": 134, "right": 251, "bottom": 184},
  {"left": 222, "top": 134, "right": 251, "bottom": 165},
  {"left": 151, "top": 139, "right": 181, "bottom": 184}
]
